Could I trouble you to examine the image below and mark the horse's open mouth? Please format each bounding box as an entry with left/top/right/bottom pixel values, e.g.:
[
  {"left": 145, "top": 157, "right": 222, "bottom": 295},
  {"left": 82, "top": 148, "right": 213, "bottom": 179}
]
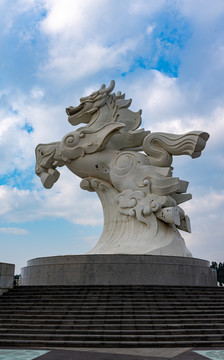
[{"left": 66, "top": 103, "right": 84, "bottom": 116}]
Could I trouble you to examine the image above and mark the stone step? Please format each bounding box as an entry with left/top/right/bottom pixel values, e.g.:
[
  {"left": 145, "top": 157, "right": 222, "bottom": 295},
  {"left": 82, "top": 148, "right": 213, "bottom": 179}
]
[
  {"left": 0, "top": 339, "right": 224, "bottom": 348},
  {"left": 7, "top": 296, "right": 218, "bottom": 300},
  {"left": 2, "top": 317, "right": 224, "bottom": 325},
  {"left": 1, "top": 304, "right": 224, "bottom": 311},
  {"left": 3, "top": 296, "right": 223, "bottom": 301},
  {"left": 1, "top": 317, "right": 224, "bottom": 326},
  {"left": 2, "top": 300, "right": 224, "bottom": 307},
  {"left": 2, "top": 287, "right": 222, "bottom": 291},
  {"left": 3, "top": 289, "right": 223, "bottom": 295},
  {"left": 13, "top": 285, "right": 222, "bottom": 289},
  {"left": 1, "top": 309, "right": 224, "bottom": 316},
  {"left": 1, "top": 322, "right": 224, "bottom": 330},
  {"left": 3, "top": 289, "right": 223, "bottom": 296},
  {"left": 7, "top": 295, "right": 213, "bottom": 299},
  {"left": 7, "top": 296, "right": 220, "bottom": 300},
  {"left": 1, "top": 303, "right": 224, "bottom": 310},
  {"left": 2, "top": 297, "right": 223, "bottom": 301},
  {"left": 0, "top": 332, "right": 223, "bottom": 342},
  {"left": 10, "top": 285, "right": 220, "bottom": 289},
  {"left": 1, "top": 313, "right": 224, "bottom": 321},
  {"left": 0, "top": 327, "right": 223, "bottom": 336},
  {"left": 1, "top": 301, "right": 224, "bottom": 311},
  {"left": 1, "top": 285, "right": 223, "bottom": 347}
]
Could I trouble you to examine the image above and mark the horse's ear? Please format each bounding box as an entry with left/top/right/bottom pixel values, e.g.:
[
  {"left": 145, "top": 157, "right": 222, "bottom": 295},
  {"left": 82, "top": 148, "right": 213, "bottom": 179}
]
[{"left": 99, "top": 80, "right": 115, "bottom": 94}]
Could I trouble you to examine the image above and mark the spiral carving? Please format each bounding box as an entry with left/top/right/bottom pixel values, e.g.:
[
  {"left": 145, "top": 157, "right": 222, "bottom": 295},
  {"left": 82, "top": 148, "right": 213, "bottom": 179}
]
[
  {"left": 63, "top": 132, "right": 80, "bottom": 148},
  {"left": 112, "top": 152, "right": 137, "bottom": 176},
  {"left": 150, "top": 200, "right": 160, "bottom": 212}
]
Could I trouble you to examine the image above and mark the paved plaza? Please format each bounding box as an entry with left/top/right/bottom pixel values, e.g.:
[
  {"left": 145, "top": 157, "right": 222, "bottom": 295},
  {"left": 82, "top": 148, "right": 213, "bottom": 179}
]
[{"left": 0, "top": 348, "right": 224, "bottom": 360}]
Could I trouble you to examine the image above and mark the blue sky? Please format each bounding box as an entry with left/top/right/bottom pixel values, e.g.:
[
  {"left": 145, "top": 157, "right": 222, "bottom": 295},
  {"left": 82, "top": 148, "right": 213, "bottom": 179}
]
[{"left": 1, "top": 0, "right": 224, "bottom": 274}]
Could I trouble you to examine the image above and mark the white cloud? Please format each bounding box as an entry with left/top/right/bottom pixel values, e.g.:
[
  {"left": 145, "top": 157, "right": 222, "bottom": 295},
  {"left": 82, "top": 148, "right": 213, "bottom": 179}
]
[
  {"left": 36, "top": 0, "right": 146, "bottom": 82},
  {"left": 83, "top": 235, "right": 98, "bottom": 246},
  {"left": 42, "top": 39, "right": 138, "bottom": 82},
  {"left": 135, "top": 71, "right": 187, "bottom": 130},
  {"left": 0, "top": 227, "right": 28, "bottom": 235},
  {"left": 0, "top": 0, "right": 45, "bottom": 36},
  {"left": 146, "top": 24, "right": 156, "bottom": 35},
  {"left": 178, "top": 0, "right": 224, "bottom": 24},
  {"left": 30, "top": 87, "right": 45, "bottom": 100},
  {"left": 0, "top": 109, "right": 34, "bottom": 175},
  {"left": 129, "top": 0, "right": 165, "bottom": 15},
  {"left": 181, "top": 190, "right": 224, "bottom": 262},
  {"left": 0, "top": 167, "right": 103, "bottom": 226},
  {"left": 0, "top": 88, "right": 73, "bottom": 177},
  {"left": 186, "top": 190, "right": 224, "bottom": 217},
  {"left": 124, "top": 68, "right": 224, "bottom": 149},
  {"left": 40, "top": 0, "right": 99, "bottom": 36}
]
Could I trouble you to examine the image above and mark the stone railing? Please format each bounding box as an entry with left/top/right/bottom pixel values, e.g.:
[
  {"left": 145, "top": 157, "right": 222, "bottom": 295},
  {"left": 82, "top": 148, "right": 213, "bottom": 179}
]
[{"left": 0, "top": 262, "right": 15, "bottom": 295}]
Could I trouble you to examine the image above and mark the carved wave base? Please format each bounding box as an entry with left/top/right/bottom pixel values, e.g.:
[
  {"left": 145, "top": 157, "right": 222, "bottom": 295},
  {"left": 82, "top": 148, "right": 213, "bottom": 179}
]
[
  {"left": 87, "top": 220, "right": 191, "bottom": 257},
  {"left": 20, "top": 254, "right": 217, "bottom": 286},
  {"left": 81, "top": 177, "right": 192, "bottom": 257}
]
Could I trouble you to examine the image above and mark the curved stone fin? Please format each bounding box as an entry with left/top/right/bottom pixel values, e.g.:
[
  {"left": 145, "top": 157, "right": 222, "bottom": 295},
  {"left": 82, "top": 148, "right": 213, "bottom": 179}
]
[
  {"left": 177, "top": 180, "right": 189, "bottom": 193},
  {"left": 177, "top": 215, "right": 191, "bottom": 233},
  {"left": 111, "top": 130, "right": 151, "bottom": 150},
  {"left": 143, "top": 131, "right": 210, "bottom": 167},
  {"left": 156, "top": 207, "right": 181, "bottom": 226},
  {"left": 79, "top": 122, "right": 125, "bottom": 154},
  {"left": 171, "top": 193, "right": 192, "bottom": 205}
]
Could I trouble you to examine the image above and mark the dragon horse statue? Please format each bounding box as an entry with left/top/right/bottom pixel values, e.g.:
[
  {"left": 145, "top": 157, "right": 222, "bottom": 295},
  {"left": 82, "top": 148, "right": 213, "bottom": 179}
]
[{"left": 35, "top": 80, "right": 209, "bottom": 257}]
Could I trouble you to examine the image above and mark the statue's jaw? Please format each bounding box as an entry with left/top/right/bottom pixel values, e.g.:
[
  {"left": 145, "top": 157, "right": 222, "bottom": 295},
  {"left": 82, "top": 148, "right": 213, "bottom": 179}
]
[
  {"left": 66, "top": 102, "right": 96, "bottom": 126},
  {"left": 66, "top": 103, "right": 84, "bottom": 116}
]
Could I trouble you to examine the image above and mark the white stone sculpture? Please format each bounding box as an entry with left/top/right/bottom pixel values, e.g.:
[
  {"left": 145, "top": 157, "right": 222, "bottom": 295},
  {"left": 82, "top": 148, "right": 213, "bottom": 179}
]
[{"left": 35, "top": 80, "right": 209, "bottom": 257}]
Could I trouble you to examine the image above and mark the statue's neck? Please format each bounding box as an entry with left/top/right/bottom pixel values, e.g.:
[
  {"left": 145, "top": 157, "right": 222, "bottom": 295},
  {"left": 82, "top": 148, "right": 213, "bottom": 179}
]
[{"left": 88, "top": 100, "right": 115, "bottom": 130}]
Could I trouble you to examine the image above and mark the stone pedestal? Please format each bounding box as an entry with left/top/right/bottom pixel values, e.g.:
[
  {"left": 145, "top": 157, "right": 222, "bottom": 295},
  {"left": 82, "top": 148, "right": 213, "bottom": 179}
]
[
  {"left": 20, "top": 254, "right": 217, "bottom": 286},
  {"left": 0, "top": 262, "right": 15, "bottom": 295}
]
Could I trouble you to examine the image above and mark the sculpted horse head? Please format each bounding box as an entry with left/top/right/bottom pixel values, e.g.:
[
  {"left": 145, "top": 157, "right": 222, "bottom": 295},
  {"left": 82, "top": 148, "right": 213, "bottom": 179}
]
[{"left": 66, "top": 80, "right": 141, "bottom": 132}]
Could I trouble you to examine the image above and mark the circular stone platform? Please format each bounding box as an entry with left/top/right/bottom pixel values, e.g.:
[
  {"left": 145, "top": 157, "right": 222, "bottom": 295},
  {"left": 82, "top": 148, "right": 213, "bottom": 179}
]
[{"left": 20, "top": 254, "right": 217, "bottom": 286}]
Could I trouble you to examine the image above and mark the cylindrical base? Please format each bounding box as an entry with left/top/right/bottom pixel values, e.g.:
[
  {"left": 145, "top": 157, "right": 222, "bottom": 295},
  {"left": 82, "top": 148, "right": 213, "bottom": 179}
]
[{"left": 20, "top": 254, "right": 217, "bottom": 287}]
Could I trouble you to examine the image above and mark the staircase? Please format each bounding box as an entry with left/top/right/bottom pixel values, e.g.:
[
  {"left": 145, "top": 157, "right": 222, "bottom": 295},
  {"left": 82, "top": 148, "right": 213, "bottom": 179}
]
[{"left": 0, "top": 285, "right": 224, "bottom": 347}]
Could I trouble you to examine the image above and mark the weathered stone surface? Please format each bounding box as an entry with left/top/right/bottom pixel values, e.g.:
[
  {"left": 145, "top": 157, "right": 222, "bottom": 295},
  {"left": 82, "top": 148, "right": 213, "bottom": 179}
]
[
  {"left": 0, "top": 262, "right": 15, "bottom": 295},
  {"left": 20, "top": 255, "right": 216, "bottom": 286}
]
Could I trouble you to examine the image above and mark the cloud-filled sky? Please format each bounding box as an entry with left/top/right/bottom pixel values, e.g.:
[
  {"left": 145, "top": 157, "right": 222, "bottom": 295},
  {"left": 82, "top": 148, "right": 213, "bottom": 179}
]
[{"left": 1, "top": 0, "right": 224, "bottom": 274}]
